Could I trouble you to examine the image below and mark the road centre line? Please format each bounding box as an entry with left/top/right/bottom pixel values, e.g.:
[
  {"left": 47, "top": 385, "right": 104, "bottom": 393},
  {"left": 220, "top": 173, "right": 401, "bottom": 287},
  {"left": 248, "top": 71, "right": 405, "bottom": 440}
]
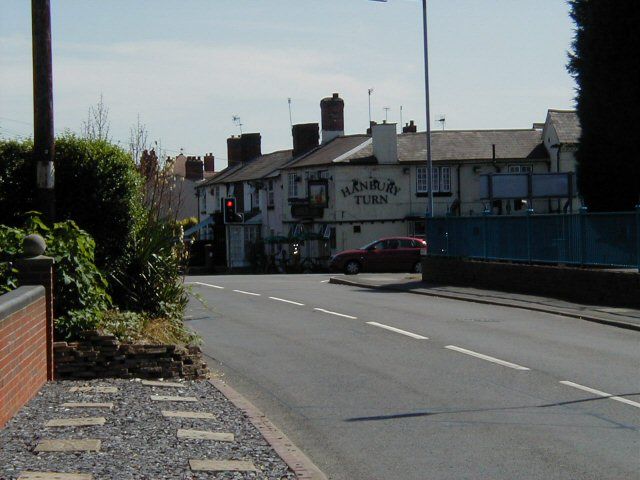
[
  {"left": 444, "top": 345, "right": 530, "bottom": 371},
  {"left": 186, "top": 281, "right": 224, "bottom": 289},
  {"left": 560, "top": 380, "right": 640, "bottom": 409},
  {"left": 313, "top": 308, "right": 358, "bottom": 319},
  {"left": 269, "top": 296, "right": 305, "bottom": 306},
  {"left": 366, "top": 322, "right": 428, "bottom": 340},
  {"left": 233, "top": 289, "right": 261, "bottom": 296}
]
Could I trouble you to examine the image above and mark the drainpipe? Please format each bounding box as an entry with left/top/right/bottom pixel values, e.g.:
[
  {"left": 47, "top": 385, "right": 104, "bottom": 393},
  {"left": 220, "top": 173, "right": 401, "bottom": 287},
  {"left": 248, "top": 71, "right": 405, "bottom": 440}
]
[{"left": 456, "top": 163, "right": 461, "bottom": 216}]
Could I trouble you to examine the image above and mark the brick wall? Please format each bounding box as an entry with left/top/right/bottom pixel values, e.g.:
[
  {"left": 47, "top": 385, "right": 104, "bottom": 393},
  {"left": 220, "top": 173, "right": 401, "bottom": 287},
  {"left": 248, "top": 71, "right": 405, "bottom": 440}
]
[
  {"left": 422, "top": 257, "right": 640, "bottom": 308},
  {"left": 0, "top": 286, "right": 49, "bottom": 428}
]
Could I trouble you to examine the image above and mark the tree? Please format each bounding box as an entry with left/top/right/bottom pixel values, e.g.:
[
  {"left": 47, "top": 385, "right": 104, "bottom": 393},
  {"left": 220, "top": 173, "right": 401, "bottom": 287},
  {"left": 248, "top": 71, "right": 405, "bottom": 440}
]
[
  {"left": 81, "top": 94, "right": 111, "bottom": 141},
  {"left": 567, "top": 0, "right": 640, "bottom": 211},
  {"left": 129, "top": 114, "right": 148, "bottom": 166}
]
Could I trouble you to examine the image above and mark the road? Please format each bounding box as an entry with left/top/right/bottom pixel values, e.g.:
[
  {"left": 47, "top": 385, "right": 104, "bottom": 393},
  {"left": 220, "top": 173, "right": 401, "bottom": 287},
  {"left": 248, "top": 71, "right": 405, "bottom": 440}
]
[{"left": 185, "top": 274, "right": 640, "bottom": 480}]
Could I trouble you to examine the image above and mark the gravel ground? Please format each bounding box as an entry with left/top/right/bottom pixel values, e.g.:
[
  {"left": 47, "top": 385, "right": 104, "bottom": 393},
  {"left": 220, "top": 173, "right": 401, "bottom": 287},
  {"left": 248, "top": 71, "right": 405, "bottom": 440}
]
[{"left": 0, "top": 379, "right": 297, "bottom": 480}]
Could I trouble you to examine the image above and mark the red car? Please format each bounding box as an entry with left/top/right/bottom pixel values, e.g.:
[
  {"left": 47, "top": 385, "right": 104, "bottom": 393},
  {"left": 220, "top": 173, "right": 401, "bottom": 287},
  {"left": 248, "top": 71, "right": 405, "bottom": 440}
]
[{"left": 329, "top": 237, "right": 427, "bottom": 275}]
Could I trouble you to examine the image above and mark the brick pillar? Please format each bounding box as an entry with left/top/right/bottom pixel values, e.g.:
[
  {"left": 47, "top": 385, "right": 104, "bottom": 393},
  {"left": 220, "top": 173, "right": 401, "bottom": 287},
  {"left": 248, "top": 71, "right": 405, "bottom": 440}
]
[{"left": 15, "top": 235, "right": 55, "bottom": 380}]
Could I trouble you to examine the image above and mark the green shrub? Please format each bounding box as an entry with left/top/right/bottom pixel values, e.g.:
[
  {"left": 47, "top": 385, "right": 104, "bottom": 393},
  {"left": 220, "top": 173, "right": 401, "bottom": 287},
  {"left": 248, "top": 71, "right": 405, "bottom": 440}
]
[
  {"left": 54, "top": 134, "right": 143, "bottom": 266},
  {"left": 0, "top": 136, "right": 143, "bottom": 267},
  {"left": 0, "top": 140, "right": 36, "bottom": 227},
  {"left": 109, "top": 215, "right": 188, "bottom": 320},
  {"left": 0, "top": 215, "right": 111, "bottom": 339}
]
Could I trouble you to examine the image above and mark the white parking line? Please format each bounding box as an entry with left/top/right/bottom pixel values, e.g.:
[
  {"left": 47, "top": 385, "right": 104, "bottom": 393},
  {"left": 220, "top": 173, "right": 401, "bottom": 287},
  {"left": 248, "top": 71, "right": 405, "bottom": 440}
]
[
  {"left": 444, "top": 345, "right": 530, "bottom": 371},
  {"left": 186, "top": 281, "right": 224, "bottom": 289},
  {"left": 560, "top": 380, "right": 640, "bottom": 409},
  {"left": 269, "top": 297, "right": 305, "bottom": 306},
  {"left": 313, "top": 308, "right": 358, "bottom": 319},
  {"left": 233, "top": 290, "right": 261, "bottom": 296},
  {"left": 366, "top": 322, "right": 428, "bottom": 340}
]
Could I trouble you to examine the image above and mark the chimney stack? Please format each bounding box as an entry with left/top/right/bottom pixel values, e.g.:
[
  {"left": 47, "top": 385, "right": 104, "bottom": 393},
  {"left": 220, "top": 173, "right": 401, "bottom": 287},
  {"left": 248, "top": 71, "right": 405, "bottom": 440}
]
[
  {"left": 292, "top": 123, "right": 319, "bottom": 157},
  {"left": 366, "top": 120, "right": 378, "bottom": 135},
  {"left": 226, "top": 133, "right": 262, "bottom": 168},
  {"left": 185, "top": 156, "right": 204, "bottom": 180},
  {"left": 402, "top": 120, "right": 417, "bottom": 134},
  {"left": 320, "top": 93, "right": 344, "bottom": 144},
  {"left": 203, "top": 153, "right": 215, "bottom": 172},
  {"left": 372, "top": 122, "right": 398, "bottom": 164}
]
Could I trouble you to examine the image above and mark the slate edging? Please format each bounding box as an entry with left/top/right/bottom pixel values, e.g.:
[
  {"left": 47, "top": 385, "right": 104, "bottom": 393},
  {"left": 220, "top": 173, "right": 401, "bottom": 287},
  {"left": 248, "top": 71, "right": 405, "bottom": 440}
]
[{"left": 329, "top": 276, "right": 640, "bottom": 332}]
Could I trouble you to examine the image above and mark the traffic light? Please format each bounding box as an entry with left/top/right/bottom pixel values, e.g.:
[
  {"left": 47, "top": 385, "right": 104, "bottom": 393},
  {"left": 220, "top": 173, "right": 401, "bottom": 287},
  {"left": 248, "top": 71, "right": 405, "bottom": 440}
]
[{"left": 222, "top": 197, "right": 243, "bottom": 224}]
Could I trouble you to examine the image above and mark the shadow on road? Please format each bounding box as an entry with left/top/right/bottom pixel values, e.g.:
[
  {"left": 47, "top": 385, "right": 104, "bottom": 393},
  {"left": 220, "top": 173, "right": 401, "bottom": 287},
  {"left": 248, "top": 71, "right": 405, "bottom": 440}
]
[{"left": 344, "top": 392, "right": 640, "bottom": 424}]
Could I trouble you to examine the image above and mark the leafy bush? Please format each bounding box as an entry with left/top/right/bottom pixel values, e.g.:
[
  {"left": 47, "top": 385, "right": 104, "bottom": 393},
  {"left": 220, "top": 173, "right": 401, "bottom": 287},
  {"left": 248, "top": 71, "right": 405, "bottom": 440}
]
[
  {"left": 0, "top": 136, "right": 143, "bottom": 266},
  {"left": 0, "top": 140, "right": 36, "bottom": 227},
  {"left": 54, "top": 134, "right": 143, "bottom": 266},
  {"left": 109, "top": 215, "right": 188, "bottom": 320},
  {"left": 0, "top": 215, "right": 111, "bottom": 339}
]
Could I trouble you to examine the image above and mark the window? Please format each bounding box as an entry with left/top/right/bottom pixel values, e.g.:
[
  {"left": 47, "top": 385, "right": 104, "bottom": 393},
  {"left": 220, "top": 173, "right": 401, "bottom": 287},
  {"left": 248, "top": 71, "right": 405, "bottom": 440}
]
[
  {"left": 318, "top": 170, "right": 329, "bottom": 179},
  {"left": 441, "top": 166, "right": 451, "bottom": 192},
  {"left": 267, "top": 180, "right": 274, "bottom": 207},
  {"left": 288, "top": 173, "right": 298, "bottom": 198},
  {"left": 353, "top": 225, "right": 361, "bottom": 233},
  {"left": 417, "top": 167, "right": 429, "bottom": 193},
  {"left": 417, "top": 166, "right": 451, "bottom": 193},
  {"left": 508, "top": 165, "right": 532, "bottom": 173}
]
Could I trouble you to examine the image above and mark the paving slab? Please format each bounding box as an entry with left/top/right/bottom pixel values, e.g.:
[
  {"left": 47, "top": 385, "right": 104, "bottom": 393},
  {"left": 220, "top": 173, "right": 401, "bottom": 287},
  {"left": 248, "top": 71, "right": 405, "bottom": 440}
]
[
  {"left": 45, "top": 417, "right": 106, "bottom": 427},
  {"left": 18, "top": 472, "right": 92, "bottom": 480},
  {"left": 141, "top": 380, "right": 183, "bottom": 388},
  {"left": 34, "top": 440, "right": 101, "bottom": 453},
  {"left": 61, "top": 402, "right": 113, "bottom": 409},
  {"left": 150, "top": 395, "right": 197, "bottom": 402},
  {"left": 161, "top": 410, "right": 216, "bottom": 419},
  {"left": 177, "top": 429, "right": 234, "bottom": 442},
  {"left": 68, "top": 386, "right": 118, "bottom": 393},
  {"left": 189, "top": 459, "right": 257, "bottom": 472}
]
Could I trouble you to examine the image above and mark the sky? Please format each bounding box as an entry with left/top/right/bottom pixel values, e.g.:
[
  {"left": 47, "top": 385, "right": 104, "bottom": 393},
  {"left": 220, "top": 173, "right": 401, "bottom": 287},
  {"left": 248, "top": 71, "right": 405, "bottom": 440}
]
[{"left": 0, "top": 0, "right": 576, "bottom": 169}]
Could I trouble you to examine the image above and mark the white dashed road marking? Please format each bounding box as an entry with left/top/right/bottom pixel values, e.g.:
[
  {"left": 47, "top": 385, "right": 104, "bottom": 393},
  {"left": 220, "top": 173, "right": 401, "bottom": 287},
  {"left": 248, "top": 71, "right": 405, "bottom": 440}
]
[
  {"left": 268, "top": 296, "right": 305, "bottom": 306},
  {"left": 444, "top": 345, "right": 530, "bottom": 371},
  {"left": 313, "top": 308, "right": 358, "bottom": 319},
  {"left": 233, "top": 289, "right": 261, "bottom": 296},
  {"left": 560, "top": 380, "right": 640, "bottom": 409},
  {"left": 187, "top": 281, "right": 224, "bottom": 289},
  {"left": 366, "top": 322, "right": 428, "bottom": 340}
]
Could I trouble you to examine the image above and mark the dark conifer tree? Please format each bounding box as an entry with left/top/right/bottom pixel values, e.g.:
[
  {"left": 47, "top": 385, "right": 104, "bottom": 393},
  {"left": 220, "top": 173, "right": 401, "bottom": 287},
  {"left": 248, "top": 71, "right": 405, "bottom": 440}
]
[{"left": 567, "top": 0, "right": 640, "bottom": 211}]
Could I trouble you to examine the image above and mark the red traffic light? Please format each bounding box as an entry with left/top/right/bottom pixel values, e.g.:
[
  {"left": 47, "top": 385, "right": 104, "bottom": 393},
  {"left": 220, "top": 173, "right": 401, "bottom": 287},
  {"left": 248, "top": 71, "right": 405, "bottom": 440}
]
[{"left": 226, "top": 200, "right": 234, "bottom": 208}]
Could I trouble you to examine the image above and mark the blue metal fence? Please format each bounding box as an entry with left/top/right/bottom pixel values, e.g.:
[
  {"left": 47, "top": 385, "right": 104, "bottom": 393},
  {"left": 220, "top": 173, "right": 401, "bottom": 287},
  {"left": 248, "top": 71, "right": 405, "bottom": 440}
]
[{"left": 426, "top": 208, "right": 640, "bottom": 270}]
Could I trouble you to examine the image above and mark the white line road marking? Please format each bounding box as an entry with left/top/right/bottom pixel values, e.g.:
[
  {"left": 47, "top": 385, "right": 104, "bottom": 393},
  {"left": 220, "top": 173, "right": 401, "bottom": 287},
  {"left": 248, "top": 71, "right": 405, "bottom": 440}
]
[
  {"left": 233, "top": 289, "right": 261, "bottom": 296},
  {"left": 313, "top": 308, "right": 358, "bottom": 319},
  {"left": 444, "top": 345, "right": 530, "bottom": 371},
  {"left": 366, "top": 322, "right": 428, "bottom": 340},
  {"left": 560, "top": 380, "right": 640, "bottom": 409},
  {"left": 268, "top": 297, "right": 305, "bottom": 306},
  {"left": 187, "top": 281, "right": 224, "bottom": 289},
  {"left": 320, "top": 280, "right": 330, "bottom": 283}
]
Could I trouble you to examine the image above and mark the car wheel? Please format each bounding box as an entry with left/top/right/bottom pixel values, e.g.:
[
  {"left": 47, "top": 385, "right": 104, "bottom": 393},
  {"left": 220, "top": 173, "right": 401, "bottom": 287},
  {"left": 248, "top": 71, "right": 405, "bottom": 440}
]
[
  {"left": 344, "top": 260, "right": 361, "bottom": 275},
  {"left": 412, "top": 261, "right": 422, "bottom": 274}
]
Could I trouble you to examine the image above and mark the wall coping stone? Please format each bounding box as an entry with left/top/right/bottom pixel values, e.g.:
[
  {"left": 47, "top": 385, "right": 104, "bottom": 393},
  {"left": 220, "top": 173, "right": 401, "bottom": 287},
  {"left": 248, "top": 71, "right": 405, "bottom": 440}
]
[{"left": 0, "top": 285, "right": 45, "bottom": 321}]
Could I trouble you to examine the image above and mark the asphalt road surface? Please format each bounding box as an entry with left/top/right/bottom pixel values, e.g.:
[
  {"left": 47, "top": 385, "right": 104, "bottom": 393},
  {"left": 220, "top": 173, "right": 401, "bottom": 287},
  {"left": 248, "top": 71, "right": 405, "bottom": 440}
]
[{"left": 186, "top": 274, "right": 640, "bottom": 480}]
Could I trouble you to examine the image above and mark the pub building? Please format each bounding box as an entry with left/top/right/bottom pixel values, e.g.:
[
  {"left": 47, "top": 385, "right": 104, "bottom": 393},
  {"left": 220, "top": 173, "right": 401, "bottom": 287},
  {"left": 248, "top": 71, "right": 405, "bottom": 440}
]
[{"left": 197, "top": 93, "right": 572, "bottom": 268}]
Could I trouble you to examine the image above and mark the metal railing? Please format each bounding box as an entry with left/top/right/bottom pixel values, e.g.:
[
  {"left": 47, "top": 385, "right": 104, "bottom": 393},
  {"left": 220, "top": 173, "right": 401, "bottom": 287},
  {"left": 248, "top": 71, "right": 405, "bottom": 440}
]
[{"left": 426, "top": 207, "right": 640, "bottom": 271}]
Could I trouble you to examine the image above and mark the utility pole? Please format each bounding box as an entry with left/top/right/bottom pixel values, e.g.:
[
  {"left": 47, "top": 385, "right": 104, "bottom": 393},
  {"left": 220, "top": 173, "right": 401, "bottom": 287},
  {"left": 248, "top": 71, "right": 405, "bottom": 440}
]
[
  {"left": 368, "top": 88, "right": 373, "bottom": 126},
  {"left": 31, "top": 0, "right": 55, "bottom": 223},
  {"left": 422, "top": 0, "right": 434, "bottom": 218}
]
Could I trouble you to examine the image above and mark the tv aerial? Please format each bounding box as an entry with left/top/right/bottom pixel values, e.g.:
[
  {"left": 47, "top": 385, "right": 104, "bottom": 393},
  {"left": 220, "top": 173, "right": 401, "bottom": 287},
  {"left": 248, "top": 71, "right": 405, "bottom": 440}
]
[
  {"left": 232, "top": 115, "right": 243, "bottom": 135},
  {"left": 437, "top": 114, "right": 446, "bottom": 130}
]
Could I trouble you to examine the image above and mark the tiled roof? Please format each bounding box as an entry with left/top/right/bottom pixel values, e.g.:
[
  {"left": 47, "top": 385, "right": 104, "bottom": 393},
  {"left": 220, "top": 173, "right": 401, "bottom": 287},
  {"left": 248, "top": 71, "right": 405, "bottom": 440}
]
[
  {"left": 546, "top": 110, "right": 581, "bottom": 144},
  {"left": 287, "top": 135, "right": 371, "bottom": 168},
  {"left": 217, "top": 149, "right": 293, "bottom": 183},
  {"left": 201, "top": 149, "right": 294, "bottom": 185},
  {"left": 347, "top": 129, "right": 548, "bottom": 163}
]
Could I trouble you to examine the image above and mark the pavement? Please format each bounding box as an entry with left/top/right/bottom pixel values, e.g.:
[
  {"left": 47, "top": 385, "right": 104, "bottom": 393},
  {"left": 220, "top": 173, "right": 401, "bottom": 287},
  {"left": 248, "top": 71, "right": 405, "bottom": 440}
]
[
  {"left": 185, "top": 274, "right": 640, "bottom": 480},
  {"left": 330, "top": 273, "right": 640, "bottom": 331}
]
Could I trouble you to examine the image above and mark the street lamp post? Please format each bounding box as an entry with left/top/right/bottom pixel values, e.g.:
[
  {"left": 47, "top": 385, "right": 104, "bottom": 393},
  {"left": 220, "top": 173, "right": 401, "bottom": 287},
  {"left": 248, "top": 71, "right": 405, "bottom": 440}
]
[{"left": 370, "top": 0, "right": 434, "bottom": 218}]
